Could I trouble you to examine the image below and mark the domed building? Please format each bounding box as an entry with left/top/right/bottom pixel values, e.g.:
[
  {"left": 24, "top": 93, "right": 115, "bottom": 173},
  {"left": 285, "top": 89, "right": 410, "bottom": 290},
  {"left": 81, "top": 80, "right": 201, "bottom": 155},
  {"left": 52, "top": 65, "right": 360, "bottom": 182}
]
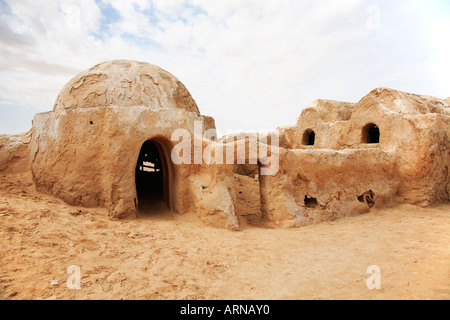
[
  {"left": 1, "top": 60, "right": 448, "bottom": 230},
  {"left": 52, "top": 60, "right": 200, "bottom": 113},
  {"left": 30, "top": 60, "right": 239, "bottom": 229}
]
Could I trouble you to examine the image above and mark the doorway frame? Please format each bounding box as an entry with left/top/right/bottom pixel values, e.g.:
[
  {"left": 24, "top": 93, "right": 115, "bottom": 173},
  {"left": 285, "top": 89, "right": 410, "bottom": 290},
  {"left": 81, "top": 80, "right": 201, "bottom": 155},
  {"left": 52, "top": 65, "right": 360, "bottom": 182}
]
[{"left": 134, "top": 136, "right": 174, "bottom": 212}]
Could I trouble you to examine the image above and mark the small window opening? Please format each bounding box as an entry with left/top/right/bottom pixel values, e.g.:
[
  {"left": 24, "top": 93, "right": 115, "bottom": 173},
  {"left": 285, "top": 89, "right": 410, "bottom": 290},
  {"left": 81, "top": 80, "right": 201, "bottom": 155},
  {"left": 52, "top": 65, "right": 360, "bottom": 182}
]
[
  {"left": 358, "top": 190, "right": 375, "bottom": 208},
  {"left": 89, "top": 121, "right": 93, "bottom": 125},
  {"left": 302, "top": 129, "right": 315, "bottom": 146},
  {"left": 304, "top": 195, "right": 318, "bottom": 208},
  {"left": 362, "top": 123, "right": 380, "bottom": 144}
]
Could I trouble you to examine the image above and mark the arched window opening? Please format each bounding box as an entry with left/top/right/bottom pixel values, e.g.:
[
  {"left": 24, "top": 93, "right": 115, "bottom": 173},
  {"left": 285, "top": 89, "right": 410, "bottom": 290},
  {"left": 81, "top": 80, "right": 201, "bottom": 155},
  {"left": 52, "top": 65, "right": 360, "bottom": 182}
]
[
  {"left": 362, "top": 123, "right": 380, "bottom": 144},
  {"left": 302, "top": 129, "right": 316, "bottom": 146}
]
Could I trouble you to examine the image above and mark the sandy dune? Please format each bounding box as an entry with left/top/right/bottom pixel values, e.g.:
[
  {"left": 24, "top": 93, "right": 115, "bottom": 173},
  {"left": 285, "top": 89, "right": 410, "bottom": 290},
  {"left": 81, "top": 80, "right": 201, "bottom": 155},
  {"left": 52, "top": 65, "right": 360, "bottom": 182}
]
[{"left": 0, "top": 172, "right": 449, "bottom": 300}]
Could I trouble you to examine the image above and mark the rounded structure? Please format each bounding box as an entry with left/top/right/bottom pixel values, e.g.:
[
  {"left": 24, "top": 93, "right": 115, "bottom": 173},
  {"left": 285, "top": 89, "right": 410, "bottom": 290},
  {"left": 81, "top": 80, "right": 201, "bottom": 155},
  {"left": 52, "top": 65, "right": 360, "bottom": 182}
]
[{"left": 53, "top": 60, "right": 200, "bottom": 114}]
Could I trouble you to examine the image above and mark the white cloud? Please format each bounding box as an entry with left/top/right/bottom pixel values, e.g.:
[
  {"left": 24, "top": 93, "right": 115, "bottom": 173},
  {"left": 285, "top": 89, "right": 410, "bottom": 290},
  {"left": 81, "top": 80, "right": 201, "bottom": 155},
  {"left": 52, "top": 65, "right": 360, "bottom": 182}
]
[{"left": 0, "top": 0, "right": 449, "bottom": 134}]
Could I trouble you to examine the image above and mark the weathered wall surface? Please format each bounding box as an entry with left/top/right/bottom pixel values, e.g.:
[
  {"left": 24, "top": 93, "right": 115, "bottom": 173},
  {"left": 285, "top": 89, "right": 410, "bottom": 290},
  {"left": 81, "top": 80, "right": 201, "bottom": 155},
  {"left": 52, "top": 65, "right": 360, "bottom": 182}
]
[
  {"left": 188, "top": 169, "right": 239, "bottom": 231},
  {"left": 28, "top": 60, "right": 241, "bottom": 230},
  {"left": 260, "top": 148, "right": 398, "bottom": 227},
  {"left": 349, "top": 88, "right": 450, "bottom": 206},
  {"left": 2, "top": 59, "right": 448, "bottom": 233},
  {"left": 30, "top": 106, "right": 239, "bottom": 229},
  {"left": 278, "top": 99, "right": 356, "bottom": 150},
  {"left": 0, "top": 131, "right": 31, "bottom": 174},
  {"left": 275, "top": 88, "right": 450, "bottom": 215}
]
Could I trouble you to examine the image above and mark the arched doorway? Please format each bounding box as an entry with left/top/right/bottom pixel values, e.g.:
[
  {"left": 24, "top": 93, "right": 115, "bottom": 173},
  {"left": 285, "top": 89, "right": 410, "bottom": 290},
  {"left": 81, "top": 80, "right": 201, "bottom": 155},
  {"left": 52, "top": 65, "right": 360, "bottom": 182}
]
[{"left": 135, "top": 139, "right": 172, "bottom": 213}]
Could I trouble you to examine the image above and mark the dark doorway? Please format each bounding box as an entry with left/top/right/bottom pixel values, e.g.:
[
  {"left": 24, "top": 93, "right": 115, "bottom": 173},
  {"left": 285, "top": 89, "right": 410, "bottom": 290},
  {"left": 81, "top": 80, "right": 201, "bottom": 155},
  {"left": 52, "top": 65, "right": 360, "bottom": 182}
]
[
  {"left": 135, "top": 140, "right": 170, "bottom": 213},
  {"left": 302, "top": 129, "right": 315, "bottom": 146},
  {"left": 362, "top": 123, "right": 380, "bottom": 144}
]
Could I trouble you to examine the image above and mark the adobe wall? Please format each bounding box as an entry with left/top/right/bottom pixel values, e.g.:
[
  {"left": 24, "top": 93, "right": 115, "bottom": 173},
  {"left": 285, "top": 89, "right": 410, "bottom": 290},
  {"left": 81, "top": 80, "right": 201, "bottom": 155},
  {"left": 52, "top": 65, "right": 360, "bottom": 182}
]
[
  {"left": 30, "top": 106, "right": 239, "bottom": 227},
  {"left": 275, "top": 88, "right": 450, "bottom": 214},
  {"left": 1, "top": 86, "right": 447, "bottom": 231},
  {"left": 0, "top": 131, "right": 31, "bottom": 174},
  {"left": 259, "top": 147, "right": 397, "bottom": 227}
]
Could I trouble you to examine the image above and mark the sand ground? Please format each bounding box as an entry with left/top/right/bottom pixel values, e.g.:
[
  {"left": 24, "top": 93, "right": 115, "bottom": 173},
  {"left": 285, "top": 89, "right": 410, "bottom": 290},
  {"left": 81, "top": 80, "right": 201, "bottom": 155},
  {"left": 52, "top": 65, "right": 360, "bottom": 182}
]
[{"left": 0, "top": 172, "right": 449, "bottom": 300}]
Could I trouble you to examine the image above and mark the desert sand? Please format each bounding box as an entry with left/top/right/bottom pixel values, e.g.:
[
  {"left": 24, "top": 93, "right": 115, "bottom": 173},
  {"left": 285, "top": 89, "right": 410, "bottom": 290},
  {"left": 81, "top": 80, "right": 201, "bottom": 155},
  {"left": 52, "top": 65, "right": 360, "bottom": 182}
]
[{"left": 1, "top": 171, "right": 448, "bottom": 300}]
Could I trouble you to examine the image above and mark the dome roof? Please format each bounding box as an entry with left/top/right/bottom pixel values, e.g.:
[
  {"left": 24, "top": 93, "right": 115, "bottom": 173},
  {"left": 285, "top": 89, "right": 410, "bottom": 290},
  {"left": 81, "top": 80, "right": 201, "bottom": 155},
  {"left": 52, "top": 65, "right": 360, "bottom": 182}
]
[
  {"left": 53, "top": 60, "right": 200, "bottom": 114},
  {"left": 297, "top": 99, "right": 356, "bottom": 126},
  {"left": 357, "top": 88, "right": 449, "bottom": 115}
]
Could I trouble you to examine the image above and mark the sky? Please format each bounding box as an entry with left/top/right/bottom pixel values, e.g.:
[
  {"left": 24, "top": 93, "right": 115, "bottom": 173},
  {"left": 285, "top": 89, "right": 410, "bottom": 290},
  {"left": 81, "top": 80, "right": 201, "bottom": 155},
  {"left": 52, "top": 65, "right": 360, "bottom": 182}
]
[{"left": 0, "top": 0, "right": 449, "bottom": 134}]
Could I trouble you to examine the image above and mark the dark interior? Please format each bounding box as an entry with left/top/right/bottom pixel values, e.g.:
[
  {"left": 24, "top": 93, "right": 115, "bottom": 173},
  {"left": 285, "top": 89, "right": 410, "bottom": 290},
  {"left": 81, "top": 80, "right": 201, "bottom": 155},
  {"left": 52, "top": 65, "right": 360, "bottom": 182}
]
[
  {"left": 304, "top": 195, "right": 318, "bottom": 208},
  {"left": 135, "top": 140, "right": 166, "bottom": 213},
  {"left": 363, "top": 123, "right": 380, "bottom": 144},
  {"left": 303, "top": 129, "right": 315, "bottom": 146}
]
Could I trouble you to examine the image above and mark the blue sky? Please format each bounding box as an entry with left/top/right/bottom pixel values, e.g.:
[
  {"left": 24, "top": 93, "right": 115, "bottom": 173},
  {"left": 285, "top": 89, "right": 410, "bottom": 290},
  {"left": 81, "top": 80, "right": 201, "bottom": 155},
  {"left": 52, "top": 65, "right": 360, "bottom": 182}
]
[{"left": 0, "top": 0, "right": 449, "bottom": 134}]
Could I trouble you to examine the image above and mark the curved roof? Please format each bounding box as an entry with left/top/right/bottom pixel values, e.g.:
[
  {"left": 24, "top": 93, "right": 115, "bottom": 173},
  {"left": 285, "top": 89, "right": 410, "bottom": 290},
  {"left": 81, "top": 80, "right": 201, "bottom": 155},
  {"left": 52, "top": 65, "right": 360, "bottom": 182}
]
[
  {"left": 53, "top": 60, "right": 200, "bottom": 114},
  {"left": 357, "top": 88, "right": 450, "bottom": 115},
  {"left": 296, "top": 99, "right": 357, "bottom": 126}
]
